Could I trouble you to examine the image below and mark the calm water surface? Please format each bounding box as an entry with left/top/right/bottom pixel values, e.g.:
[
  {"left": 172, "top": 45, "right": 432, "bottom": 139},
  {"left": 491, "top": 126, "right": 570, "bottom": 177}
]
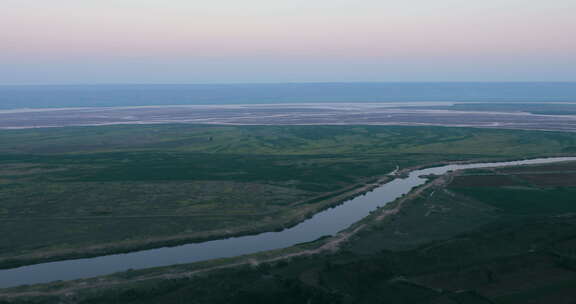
[{"left": 1, "top": 157, "right": 575, "bottom": 288}]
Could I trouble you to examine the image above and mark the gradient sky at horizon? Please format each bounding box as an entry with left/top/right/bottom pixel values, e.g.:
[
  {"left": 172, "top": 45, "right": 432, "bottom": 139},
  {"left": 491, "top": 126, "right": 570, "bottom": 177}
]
[{"left": 2, "top": 0, "right": 576, "bottom": 84}]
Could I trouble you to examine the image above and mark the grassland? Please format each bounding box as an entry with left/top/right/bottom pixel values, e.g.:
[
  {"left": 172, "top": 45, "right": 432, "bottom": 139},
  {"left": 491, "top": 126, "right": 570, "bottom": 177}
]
[
  {"left": 5, "top": 160, "right": 576, "bottom": 303},
  {"left": 2, "top": 124, "right": 576, "bottom": 269},
  {"left": 342, "top": 160, "right": 576, "bottom": 303}
]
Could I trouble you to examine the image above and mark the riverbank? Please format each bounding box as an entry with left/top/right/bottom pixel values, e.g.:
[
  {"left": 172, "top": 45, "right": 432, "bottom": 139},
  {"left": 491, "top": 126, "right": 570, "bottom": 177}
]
[
  {"left": 3, "top": 156, "right": 575, "bottom": 298},
  {"left": 0, "top": 155, "right": 553, "bottom": 272},
  {"left": 0, "top": 175, "right": 392, "bottom": 270}
]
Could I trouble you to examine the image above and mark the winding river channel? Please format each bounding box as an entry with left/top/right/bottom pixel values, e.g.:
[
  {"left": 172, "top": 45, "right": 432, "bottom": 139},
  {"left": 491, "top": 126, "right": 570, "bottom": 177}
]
[{"left": 2, "top": 156, "right": 576, "bottom": 288}]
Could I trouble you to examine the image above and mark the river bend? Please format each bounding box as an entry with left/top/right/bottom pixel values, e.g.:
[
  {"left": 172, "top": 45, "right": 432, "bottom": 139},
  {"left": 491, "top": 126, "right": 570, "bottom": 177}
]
[{"left": 1, "top": 157, "right": 576, "bottom": 288}]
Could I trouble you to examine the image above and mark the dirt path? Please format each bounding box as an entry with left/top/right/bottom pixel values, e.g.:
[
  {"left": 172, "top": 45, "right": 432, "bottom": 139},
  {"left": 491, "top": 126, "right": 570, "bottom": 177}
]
[{"left": 376, "top": 172, "right": 455, "bottom": 221}]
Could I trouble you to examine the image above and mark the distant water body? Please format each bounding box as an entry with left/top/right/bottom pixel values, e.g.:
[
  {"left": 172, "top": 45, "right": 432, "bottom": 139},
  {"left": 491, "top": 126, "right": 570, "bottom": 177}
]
[{"left": 1, "top": 82, "right": 575, "bottom": 110}]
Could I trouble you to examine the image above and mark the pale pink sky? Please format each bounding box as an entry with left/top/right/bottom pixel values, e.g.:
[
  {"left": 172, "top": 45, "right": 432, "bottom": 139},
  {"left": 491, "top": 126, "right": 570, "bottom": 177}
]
[{"left": 2, "top": 0, "right": 576, "bottom": 84}]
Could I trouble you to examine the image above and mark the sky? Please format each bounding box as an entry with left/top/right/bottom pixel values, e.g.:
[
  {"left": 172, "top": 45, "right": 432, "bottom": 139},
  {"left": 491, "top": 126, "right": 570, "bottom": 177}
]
[{"left": 2, "top": 0, "right": 576, "bottom": 84}]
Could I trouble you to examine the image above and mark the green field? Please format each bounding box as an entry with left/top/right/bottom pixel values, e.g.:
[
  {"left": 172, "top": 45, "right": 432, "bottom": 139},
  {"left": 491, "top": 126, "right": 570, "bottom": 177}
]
[
  {"left": 3, "top": 126, "right": 576, "bottom": 303},
  {"left": 2, "top": 124, "right": 576, "bottom": 269},
  {"left": 7, "top": 162, "right": 576, "bottom": 303}
]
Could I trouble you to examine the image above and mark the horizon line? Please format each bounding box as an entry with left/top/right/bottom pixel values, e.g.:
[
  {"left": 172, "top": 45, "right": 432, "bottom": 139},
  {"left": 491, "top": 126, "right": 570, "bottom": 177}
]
[{"left": 1, "top": 81, "right": 576, "bottom": 87}]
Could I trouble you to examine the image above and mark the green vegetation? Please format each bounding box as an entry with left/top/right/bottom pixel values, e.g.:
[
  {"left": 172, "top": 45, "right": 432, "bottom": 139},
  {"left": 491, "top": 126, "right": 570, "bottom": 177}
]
[
  {"left": 2, "top": 124, "right": 576, "bottom": 269},
  {"left": 50, "top": 162, "right": 576, "bottom": 303},
  {"left": 3, "top": 127, "right": 576, "bottom": 303},
  {"left": 6, "top": 197, "right": 576, "bottom": 303},
  {"left": 453, "top": 187, "right": 576, "bottom": 214},
  {"left": 450, "top": 162, "right": 576, "bottom": 215}
]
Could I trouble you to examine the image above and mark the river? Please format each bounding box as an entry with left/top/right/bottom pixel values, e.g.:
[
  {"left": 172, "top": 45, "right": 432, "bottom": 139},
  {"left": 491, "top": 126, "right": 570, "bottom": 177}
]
[{"left": 1, "top": 156, "right": 576, "bottom": 288}]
